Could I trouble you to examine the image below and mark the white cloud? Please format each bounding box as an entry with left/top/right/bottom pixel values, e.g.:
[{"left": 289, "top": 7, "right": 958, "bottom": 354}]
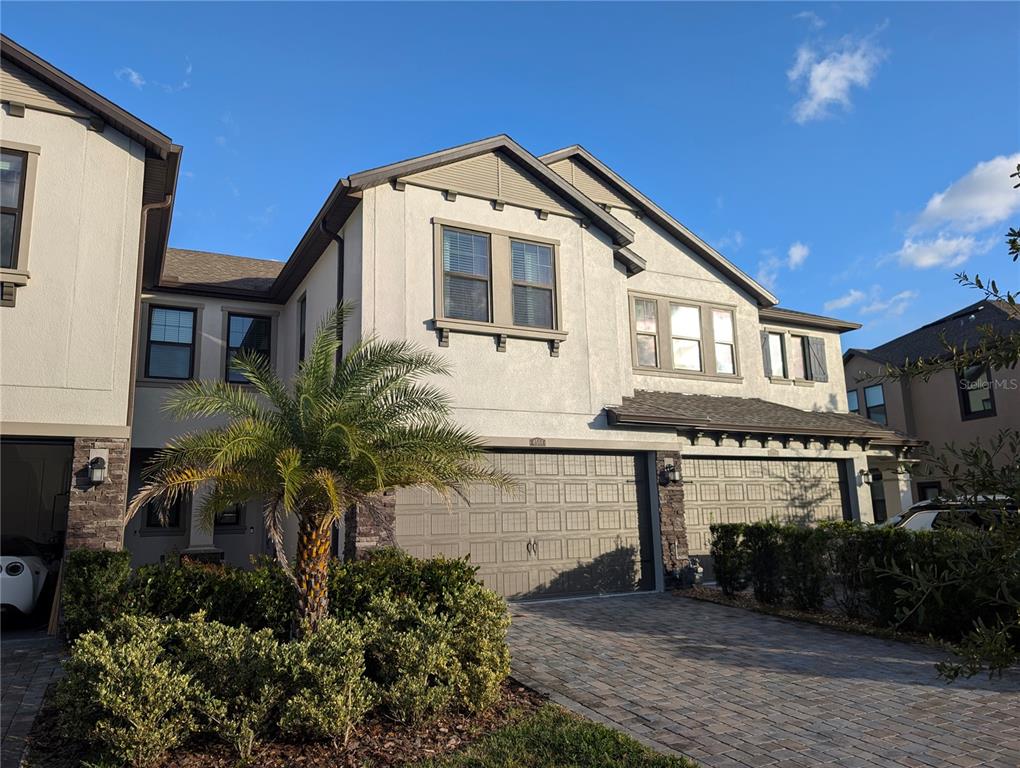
[
  {"left": 215, "top": 135, "right": 228, "bottom": 147},
  {"left": 787, "top": 241, "right": 809, "bottom": 268},
  {"left": 788, "top": 35, "right": 886, "bottom": 124},
  {"left": 893, "top": 235, "right": 994, "bottom": 270},
  {"left": 115, "top": 67, "right": 145, "bottom": 89},
  {"left": 861, "top": 289, "right": 917, "bottom": 317},
  {"left": 756, "top": 250, "right": 782, "bottom": 290},
  {"left": 824, "top": 288, "right": 865, "bottom": 312},
  {"left": 912, "top": 154, "right": 1020, "bottom": 234},
  {"left": 716, "top": 230, "right": 745, "bottom": 251},
  {"left": 794, "top": 10, "right": 826, "bottom": 30}
]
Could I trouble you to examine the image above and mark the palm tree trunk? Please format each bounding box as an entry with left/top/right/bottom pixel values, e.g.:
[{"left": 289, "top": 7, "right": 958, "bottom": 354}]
[{"left": 295, "top": 514, "right": 331, "bottom": 634}]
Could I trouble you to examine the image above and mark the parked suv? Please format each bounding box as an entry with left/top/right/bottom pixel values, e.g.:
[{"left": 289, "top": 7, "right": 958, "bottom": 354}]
[{"left": 882, "top": 497, "right": 1017, "bottom": 532}]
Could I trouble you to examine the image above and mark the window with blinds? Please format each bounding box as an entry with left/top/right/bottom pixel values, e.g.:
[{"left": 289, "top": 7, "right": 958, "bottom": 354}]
[
  {"left": 226, "top": 313, "right": 271, "bottom": 383},
  {"left": 442, "top": 228, "right": 491, "bottom": 322},
  {"left": 511, "top": 240, "right": 555, "bottom": 328}
]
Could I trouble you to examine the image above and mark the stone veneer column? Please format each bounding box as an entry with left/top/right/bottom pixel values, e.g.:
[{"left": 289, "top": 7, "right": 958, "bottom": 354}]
[
  {"left": 66, "top": 437, "right": 129, "bottom": 551},
  {"left": 655, "top": 451, "right": 688, "bottom": 587},
  {"left": 343, "top": 491, "right": 397, "bottom": 560}
]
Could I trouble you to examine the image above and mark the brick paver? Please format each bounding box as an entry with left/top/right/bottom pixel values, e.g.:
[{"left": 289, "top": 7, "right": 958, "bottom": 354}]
[
  {"left": 1, "top": 633, "right": 64, "bottom": 768},
  {"left": 509, "top": 593, "right": 1020, "bottom": 768}
]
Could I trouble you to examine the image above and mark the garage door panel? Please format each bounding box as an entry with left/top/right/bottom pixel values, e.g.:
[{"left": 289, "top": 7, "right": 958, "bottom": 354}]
[
  {"left": 395, "top": 451, "right": 653, "bottom": 599},
  {"left": 685, "top": 458, "right": 848, "bottom": 559}
]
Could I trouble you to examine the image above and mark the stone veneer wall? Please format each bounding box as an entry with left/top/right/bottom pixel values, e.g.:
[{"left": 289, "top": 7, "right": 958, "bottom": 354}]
[
  {"left": 655, "top": 450, "right": 688, "bottom": 586},
  {"left": 66, "top": 436, "right": 129, "bottom": 551},
  {"left": 343, "top": 492, "right": 396, "bottom": 560}
]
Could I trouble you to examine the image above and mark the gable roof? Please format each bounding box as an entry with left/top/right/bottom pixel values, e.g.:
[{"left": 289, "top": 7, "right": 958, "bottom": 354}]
[
  {"left": 268, "top": 135, "right": 642, "bottom": 302},
  {"left": 540, "top": 145, "right": 778, "bottom": 307},
  {"left": 158, "top": 248, "right": 284, "bottom": 298},
  {"left": 844, "top": 300, "right": 1020, "bottom": 366},
  {"left": 607, "top": 390, "right": 920, "bottom": 446}
]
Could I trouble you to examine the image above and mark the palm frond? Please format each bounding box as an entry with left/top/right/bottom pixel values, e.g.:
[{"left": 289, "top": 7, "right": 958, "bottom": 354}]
[{"left": 161, "top": 379, "right": 263, "bottom": 421}]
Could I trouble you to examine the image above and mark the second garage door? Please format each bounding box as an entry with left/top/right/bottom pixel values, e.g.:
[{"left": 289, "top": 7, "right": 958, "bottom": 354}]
[
  {"left": 395, "top": 451, "right": 654, "bottom": 599},
  {"left": 684, "top": 457, "right": 850, "bottom": 556}
]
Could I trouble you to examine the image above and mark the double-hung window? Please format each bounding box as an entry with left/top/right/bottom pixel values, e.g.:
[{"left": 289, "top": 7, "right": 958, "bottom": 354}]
[
  {"left": 957, "top": 365, "right": 995, "bottom": 419},
  {"left": 864, "top": 384, "right": 886, "bottom": 425},
  {"left": 511, "top": 240, "right": 555, "bottom": 328},
  {"left": 766, "top": 332, "right": 787, "bottom": 378},
  {"left": 1, "top": 149, "right": 27, "bottom": 271},
  {"left": 143, "top": 494, "right": 187, "bottom": 532},
  {"left": 298, "top": 294, "right": 307, "bottom": 363},
  {"left": 226, "top": 313, "right": 271, "bottom": 383},
  {"left": 670, "top": 304, "right": 702, "bottom": 371},
  {"left": 442, "top": 228, "right": 491, "bottom": 322},
  {"left": 788, "top": 335, "right": 808, "bottom": 380},
  {"left": 633, "top": 298, "right": 659, "bottom": 367},
  {"left": 847, "top": 390, "right": 860, "bottom": 414},
  {"left": 146, "top": 306, "right": 196, "bottom": 380},
  {"left": 712, "top": 309, "right": 736, "bottom": 375}
]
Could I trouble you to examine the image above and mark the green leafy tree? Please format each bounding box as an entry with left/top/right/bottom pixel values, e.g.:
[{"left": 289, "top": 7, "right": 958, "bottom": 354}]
[{"left": 128, "top": 304, "right": 507, "bottom": 633}]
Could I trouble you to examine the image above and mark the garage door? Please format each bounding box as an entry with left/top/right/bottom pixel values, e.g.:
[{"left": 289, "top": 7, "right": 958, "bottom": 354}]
[
  {"left": 684, "top": 457, "right": 850, "bottom": 556},
  {"left": 395, "top": 451, "right": 654, "bottom": 599}
]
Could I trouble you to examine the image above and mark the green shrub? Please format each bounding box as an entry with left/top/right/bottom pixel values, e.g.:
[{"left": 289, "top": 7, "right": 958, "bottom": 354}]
[
  {"left": 709, "top": 523, "right": 748, "bottom": 596},
  {"left": 279, "top": 617, "right": 378, "bottom": 745},
  {"left": 55, "top": 615, "right": 196, "bottom": 767},
  {"left": 743, "top": 522, "right": 786, "bottom": 605},
  {"left": 176, "top": 613, "right": 287, "bottom": 761},
  {"left": 782, "top": 525, "right": 829, "bottom": 611},
  {"left": 130, "top": 556, "right": 295, "bottom": 638},
  {"left": 365, "top": 591, "right": 464, "bottom": 723},
  {"left": 61, "top": 549, "right": 132, "bottom": 640}
]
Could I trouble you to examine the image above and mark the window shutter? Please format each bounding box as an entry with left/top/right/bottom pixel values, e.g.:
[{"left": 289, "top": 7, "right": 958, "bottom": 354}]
[
  {"left": 807, "top": 337, "right": 828, "bottom": 382},
  {"left": 760, "top": 331, "right": 771, "bottom": 375}
]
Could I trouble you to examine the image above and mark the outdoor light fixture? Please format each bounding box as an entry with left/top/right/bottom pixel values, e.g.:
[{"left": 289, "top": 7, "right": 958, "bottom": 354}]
[
  {"left": 660, "top": 464, "right": 681, "bottom": 485},
  {"left": 89, "top": 456, "right": 107, "bottom": 484},
  {"left": 858, "top": 468, "right": 882, "bottom": 485}
]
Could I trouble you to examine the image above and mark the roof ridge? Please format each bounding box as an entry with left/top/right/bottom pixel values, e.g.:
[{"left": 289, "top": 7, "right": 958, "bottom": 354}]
[{"left": 166, "top": 246, "right": 284, "bottom": 265}]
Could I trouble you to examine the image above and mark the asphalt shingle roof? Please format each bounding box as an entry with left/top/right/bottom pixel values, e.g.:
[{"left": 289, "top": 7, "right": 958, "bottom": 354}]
[
  {"left": 608, "top": 390, "right": 918, "bottom": 444},
  {"left": 161, "top": 248, "right": 284, "bottom": 294},
  {"left": 847, "top": 300, "right": 1019, "bottom": 366}
]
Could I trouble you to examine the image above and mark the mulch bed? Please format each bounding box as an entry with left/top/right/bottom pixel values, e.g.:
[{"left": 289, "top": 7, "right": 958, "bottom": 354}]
[
  {"left": 26, "top": 680, "right": 546, "bottom": 768},
  {"left": 676, "top": 585, "right": 941, "bottom": 648}
]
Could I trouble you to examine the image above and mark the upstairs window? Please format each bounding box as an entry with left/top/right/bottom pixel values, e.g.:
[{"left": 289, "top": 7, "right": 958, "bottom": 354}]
[
  {"left": 298, "top": 293, "right": 307, "bottom": 363},
  {"left": 511, "top": 240, "right": 555, "bottom": 329},
  {"left": 226, "top": 313, "right": 271, "bottom": 383},
  {"left": 864, "top": 384, "right": 886, "bottom": 425},
  {"left": 633, "top": 298, "right": 659, "bottom": 367},
  {"left": 788, "top": 335, "right": 808, "bottom": 380},
  {"left": 847, "top": 390, "right": 860, "bottom": 414},
  {"left": 442, "top": 228, "right": 490, "bottom": 322},
  {"left": 766, "top": 332, "right": 787, "bottom": 378},
  {"left": 146, "top": 306, "right": 196, "bottom": 380},
  {"left": 957, "top": 365, "right": 995, "bottom": 419},
  {"left": 762, "top": 331, "right": 828, "bottom": 382},
  {"left": 1, "top": 149, "right": 27, "bottom": 271},
  {"left": 712, "top": 309, "right": 736, "bottom": 375},
  {"left": 670, "top": 304, "right": 702, "bottom": 371}
]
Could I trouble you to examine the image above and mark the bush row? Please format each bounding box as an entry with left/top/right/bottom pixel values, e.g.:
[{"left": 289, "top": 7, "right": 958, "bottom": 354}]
[
  {"left": 59, "top": 549, "right": 511, "bottom": 767},
  {"left": 709, "top": 521, "right": 1017, "bottom": 642}
]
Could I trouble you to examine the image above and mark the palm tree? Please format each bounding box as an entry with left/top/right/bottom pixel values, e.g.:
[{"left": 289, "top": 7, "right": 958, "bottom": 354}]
[{"left": 127, "top": 304, "right": 507, "bottom": 633}]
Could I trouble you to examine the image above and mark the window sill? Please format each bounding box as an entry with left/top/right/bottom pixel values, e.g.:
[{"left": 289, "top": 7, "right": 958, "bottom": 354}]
[
  {"left": 960, "top": 410, "right": 996, "bottom": 421},
  {"left": 633, "top": 367, "right": 744, "bottom": 384},
  {"left": 136, "top": 378, "right": 192, "bottom": 389},
  {"left": 434, "top": 317, "right": 567, "bottom": 355},
  {"left": 768, "top": 377, "right": 793, "bottom": 385},
  {"left": 137, "top": 527, "right": 186, "bottom": 538},
  {"left": 793, "top": 379, "right": 816, "bottom": 388},
  {"left": 0, "top": 268, "right": 30, "bottom": 286}
]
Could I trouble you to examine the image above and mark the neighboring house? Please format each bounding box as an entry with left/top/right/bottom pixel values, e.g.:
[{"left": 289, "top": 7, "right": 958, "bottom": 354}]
[
  {"left": 0, "top": 33, "right": 180, "bottom": 597},
  {"left": 844, "top": 300, "right": 1020, "bottom": 518},
  {"left": 0, "top": 37, "right": 921, "bottom": 601},
  {"left": 129, "top": 135, "right": 919, "bottom": 595}
]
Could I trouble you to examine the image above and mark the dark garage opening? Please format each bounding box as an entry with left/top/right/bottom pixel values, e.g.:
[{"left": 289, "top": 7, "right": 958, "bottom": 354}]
[{"left": 1, "top": 438, "right": 72, "bottom": 630}]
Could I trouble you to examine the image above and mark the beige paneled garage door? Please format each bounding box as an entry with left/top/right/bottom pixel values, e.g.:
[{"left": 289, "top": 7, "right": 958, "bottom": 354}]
[
  {"left": 684, "top": 457, "right": 849, "bottom": 556},
  {"left": 395, "top": 451, "right": 654, "bottom": 599}
]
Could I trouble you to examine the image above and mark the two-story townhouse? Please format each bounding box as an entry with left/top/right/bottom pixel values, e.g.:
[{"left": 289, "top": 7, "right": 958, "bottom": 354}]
[
  {"left": 0, "top": 36, "right": 180, "bottom": 617},
  {"left": 844, "top": 300, "right": 1020, "bottom": 519},
  {"left": 130, "top": 135, "right": 918, "bottom": 595}
]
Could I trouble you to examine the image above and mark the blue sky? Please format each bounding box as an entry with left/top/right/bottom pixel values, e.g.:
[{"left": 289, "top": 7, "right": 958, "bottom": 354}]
[{"left": 5, "top": 2, "right": 1018, "bottom": 348}]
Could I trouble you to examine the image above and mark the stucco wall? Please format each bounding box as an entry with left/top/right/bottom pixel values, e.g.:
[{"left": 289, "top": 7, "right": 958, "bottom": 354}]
[
  {"left": 0, "top": 107, "right": 146, "bottom": 435},
  {"left": 844, "top": 355, "right": 911, "bottom": 432}
]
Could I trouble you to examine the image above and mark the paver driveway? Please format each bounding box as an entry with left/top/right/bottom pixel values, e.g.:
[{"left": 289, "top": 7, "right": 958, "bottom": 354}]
[{"left": 509, "top": 593, "right": 1020, "bottom": 768}]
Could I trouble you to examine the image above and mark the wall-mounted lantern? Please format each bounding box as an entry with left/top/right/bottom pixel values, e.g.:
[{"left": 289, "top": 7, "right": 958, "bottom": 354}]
[
  {"left": 88, "top": 448, "right": 108, "bottom": 485},
  {"left": 660, "top": 464, "right": 681, "bottom": 485},
  {"left": 858, "top": 468, "right": 882, "bottom": 485}
]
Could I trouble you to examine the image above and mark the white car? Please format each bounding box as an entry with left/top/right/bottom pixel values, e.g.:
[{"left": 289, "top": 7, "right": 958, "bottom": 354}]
[
  {"left": 0, "top": 537, "right": 50, "bottom": 615},
  {"left": 882, "top": 499, "right": 1016, "bottom": 532}
]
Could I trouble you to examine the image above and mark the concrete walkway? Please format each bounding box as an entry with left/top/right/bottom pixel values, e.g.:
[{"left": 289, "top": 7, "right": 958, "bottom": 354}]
[
  {"left": 1, "top": 633, "right": 64, "bottom": 768},
  {"left": 509, "top": 592, "right": 1020, "bottom": 768}
]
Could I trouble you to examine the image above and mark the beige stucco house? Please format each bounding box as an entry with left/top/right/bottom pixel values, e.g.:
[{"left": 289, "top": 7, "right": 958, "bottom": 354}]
[
  {"left": 1, "top": 36, "right": 922, "bottom": 601},
  {"left": 0, "top": 35, "right": 180, "bottom": 582},
  {"left": 844, "top": 300, "right": 1019, "bottom": 520}
]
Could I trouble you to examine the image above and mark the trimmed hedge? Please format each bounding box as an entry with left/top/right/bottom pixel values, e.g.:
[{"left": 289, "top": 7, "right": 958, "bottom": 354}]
[{"left": 708, "top": 521, "right": 1018, "bottom": 643}]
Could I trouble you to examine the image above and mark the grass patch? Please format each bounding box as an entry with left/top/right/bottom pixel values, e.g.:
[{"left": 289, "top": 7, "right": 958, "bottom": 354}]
[{"left": 411, "top": 703, "right": 696, "bottom": 768}]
